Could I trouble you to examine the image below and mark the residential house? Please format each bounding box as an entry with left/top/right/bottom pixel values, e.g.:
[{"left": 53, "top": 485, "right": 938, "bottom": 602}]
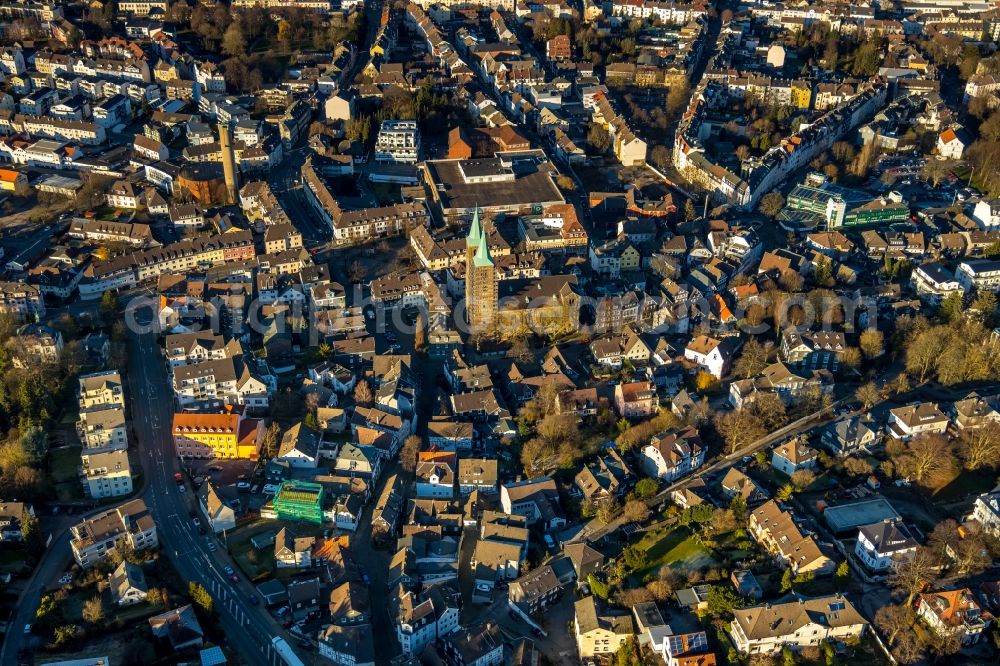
[
  {"left": 749, "top": 501, "right": 834, "bottom": 576},
  {"left": 640, "top": 426, "right": 705, "bottom": 483},
  {"left": 854, "top": 520, "right": 918, "bottom": 572},
  {"left": 472, "top": 530, "right": 525, "bottom": 593},
  {"left": 10, "top": 323, "right": 63, "bottom": 368},
  {"left": 415, "top": 450, "right": 456, "bottom": 498},
  {"left": 274, "top": 526, "right": 318, "bottom": 568},
  {"left": 276, "top": 422, "right": 321, "bottom": 468},
  {"left": 574, "top": 596, "right": 635, "bottom": 658},
  {"left": 328, "top": 581, "right": 370, "bottom": 626},
  {"left": 731, "top": 570, "right": 763, "bottom": 601},
  {"left": 779, "top": 331, "right": 845, "bottom": 370},
  {"left": 564, "top": 542, "right": 606, "bottom": 584},
  {"left": 0, "top": 502, "right": 33, "bottom": 542},
  {"left": 395, "top": 582, "right": 462, "bottom": 657},
  {"left": 500, "top": 477, "right": 566, "bottom": 530},
  {"left": 684, "top": 336, "right": 732, "bottom": 378},
  {"left": 771, "top": 440, "right": 818, "bottom": 477},
  {"left": 917, "top": 588, "right": 992, "bottom": 645},
  {"left": 70, "top": 500, "right": 158, "bottom": 568},
  {"left": 721, "top": 468, "right": 769, "bottom": 505},
  {"left": 950, "top": 396, "right": 1000, "bottom": 431},
  {"left": 911, "top": 263, "right": 962, "bottom": 304},
  {"left": 971, "top": 491, "right": 1000, "bottom": 537},
  {"left": 148, "top": 605, "right": 204, "bottom": 650},
  {"left": 614, "top": 381, "right": 657, "bottom": 419},
  {"left": 822, "top": 417, "right": 877, "bottom": 456},
  {"left": 441, "top": 621, "right": 504, "bottom": 666},
  {"left": 508, "top": 564, "right": 564, "bottom": 617},
  {"left": 318, "top": 624, "right": 375, "bottom": 666},
  {"left": 886, "top": 402, "right": 949, "bottom": 440},
  {"left": 574, "top": 450, "right": 633, "bottom": 501},
  {"left": 334, "top": 443, "right": 383, "bottom": 480},
  {"left": 287, "top": 577, "right": 321, "bottom": 620},
  {"left": 729, "top": 595, "right": 867, "bottom": 655},
  {"left": 937, "top": 127, "right": 969, "bottom": 159},
  {"left": 458, "top": 458, "right": 499, "bottom": 495},
  {"left": 198, "top": 480, "right": 236, "bottom": 533}
]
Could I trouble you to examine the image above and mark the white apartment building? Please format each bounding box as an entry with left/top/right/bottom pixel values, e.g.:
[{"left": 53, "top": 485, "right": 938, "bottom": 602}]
[
  {"left": 164, "top": 331, "right": 242, "bottom": 368},
  {"left": 375, "top": 120, "right": 420, "bottom": 164},
  {"left": 78, "top": 371, "right": 125, "bottom": 412},
  {"left": 78, "top": 406, "right": 128, "bottom": 451},
  {"left": 81, "top": 449, "right": 133, "bottom": 499},
  {"left": 70, "top": 499, "right": 157, "bottom": 568},
  {"left": 911, "top": 263, "right": 962, "bottom": 303},
  {"left": 956, "top": 259, "right": 1000, "bottom": 292},
  {"left": 172, "top": 356, "right": 271, "bottom": 409}
]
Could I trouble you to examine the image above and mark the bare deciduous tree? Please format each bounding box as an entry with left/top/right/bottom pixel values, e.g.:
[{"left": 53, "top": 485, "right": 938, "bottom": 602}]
[
  {"left": 714, "top": 409, "right": 766, "bottom": 454},
  {"left": 887, "top": 433, "right": 956, "bottom": 488},
  {"left": 622, "top": 500, "right": 651, "bottom": 524},
  {"left": 353, "top": 379, "right": 373, "bottom": 406},
  {"left": 855, "top": 381, "right": 881, "bottom": 409},
  {"left": 889, "top": 546, "right": 938, "bottom": 605},
  {"left": 734, "top": 338, "right": 768, "bottom": 379},
  {"left": 957, "top": 422, "right": 1000, "bottom": 470}
]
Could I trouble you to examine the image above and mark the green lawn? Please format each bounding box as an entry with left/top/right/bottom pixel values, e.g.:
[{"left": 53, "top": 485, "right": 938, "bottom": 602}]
[
  {"left": 48, "top": 445, "right": 83, "bottom": 502},
  {"left": 49, "top": 445, "right": 81, "bottom": 481},
  {"left": 630, "top": 527, "right": 719, "bottom": 582},
  {"left": 226, "top": 519, "right": 320, "bottom": 582}
]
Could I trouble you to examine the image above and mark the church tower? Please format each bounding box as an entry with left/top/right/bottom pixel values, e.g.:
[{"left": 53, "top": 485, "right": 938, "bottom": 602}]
[{"left": 464, "top": 209, "right": 497, "bottom": 332}]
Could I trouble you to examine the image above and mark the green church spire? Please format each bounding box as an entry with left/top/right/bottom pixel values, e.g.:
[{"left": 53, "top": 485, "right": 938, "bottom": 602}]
[
  {"left": 466, "top": 207, "right": 482, "bottom": 248},
  {"left": 473, "top": 235, "right": 493, "bottom": 268}
]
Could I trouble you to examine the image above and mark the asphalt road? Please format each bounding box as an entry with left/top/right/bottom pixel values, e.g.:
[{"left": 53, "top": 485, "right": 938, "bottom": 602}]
[
  {"left": 0, "top": 530, "right": 74, "bottom": 666},
  {"left": 124, "top": 305, "right": 298, "bottom": 666}
]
